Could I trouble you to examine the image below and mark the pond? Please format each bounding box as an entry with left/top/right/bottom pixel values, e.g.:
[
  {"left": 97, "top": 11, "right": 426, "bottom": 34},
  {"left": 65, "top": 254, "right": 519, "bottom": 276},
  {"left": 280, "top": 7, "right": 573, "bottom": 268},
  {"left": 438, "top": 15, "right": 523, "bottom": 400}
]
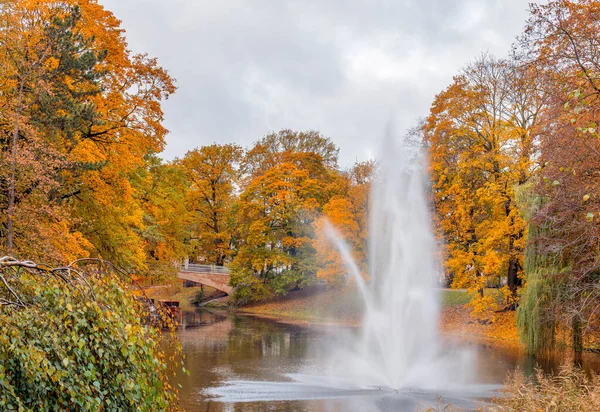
[{"left": 172, "top": 310, "right": 600, "bottom": 412}]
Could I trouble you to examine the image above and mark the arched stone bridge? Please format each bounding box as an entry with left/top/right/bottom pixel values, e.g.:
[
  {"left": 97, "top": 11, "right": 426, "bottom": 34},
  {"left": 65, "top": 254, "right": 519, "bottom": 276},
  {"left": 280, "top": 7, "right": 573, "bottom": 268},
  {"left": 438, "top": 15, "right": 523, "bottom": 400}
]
[{"left": 178, "top": 264, "right": 232, "bottom": 295}]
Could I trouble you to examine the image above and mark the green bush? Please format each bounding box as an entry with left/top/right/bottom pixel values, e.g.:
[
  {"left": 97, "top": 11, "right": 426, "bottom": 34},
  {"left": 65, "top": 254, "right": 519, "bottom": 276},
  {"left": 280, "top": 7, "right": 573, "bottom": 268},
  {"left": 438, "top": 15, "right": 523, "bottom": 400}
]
[
  {"left": 230, "top": 283, "right": 256, "bottom": 306},
  {"left": 0, "top": 259, "right": 182, "bottom": 411},
  {"left": 191, "top": 289, "right": 205, "bottom": 306}
]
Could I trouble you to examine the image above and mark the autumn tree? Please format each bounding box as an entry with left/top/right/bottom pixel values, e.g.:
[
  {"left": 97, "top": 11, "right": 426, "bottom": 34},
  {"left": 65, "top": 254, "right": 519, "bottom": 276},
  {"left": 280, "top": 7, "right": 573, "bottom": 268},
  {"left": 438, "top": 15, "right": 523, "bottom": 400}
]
[
  {"left": 135, "top": 155, "right": 190, "bottom": 281},
  {"left": 314, "top": 160, "right": 374, "bottom": 284},
  {"left": 0, "top": 2, "right": 105, "bottom": 262},
  {"left": 515, "top": 0, "right": 600, "bottom": 356},
  {"left": 243, "top": 129, "right": 339, "bottom": 179},
  {"left": 0, "top": 0, "right": 175, "bottom": 270},
  {"left": 424, "top": 54, "right": 544, "bottom": 318},
  {"left": 230, "top": 130, "right": 340, "bottom": 304},
  {"left": 180, "top": 144, "right": 243, "bottom": 266},
  {"left": 61, "top": 0, "right": 175, "bottom": 269}
]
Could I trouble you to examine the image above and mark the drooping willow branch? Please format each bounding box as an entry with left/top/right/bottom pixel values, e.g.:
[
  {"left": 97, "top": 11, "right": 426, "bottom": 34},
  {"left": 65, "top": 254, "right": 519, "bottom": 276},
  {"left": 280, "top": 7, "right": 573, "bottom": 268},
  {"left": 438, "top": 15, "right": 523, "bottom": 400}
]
[{"left": 0, "top": 256, "right": 156, "bottom": 315}]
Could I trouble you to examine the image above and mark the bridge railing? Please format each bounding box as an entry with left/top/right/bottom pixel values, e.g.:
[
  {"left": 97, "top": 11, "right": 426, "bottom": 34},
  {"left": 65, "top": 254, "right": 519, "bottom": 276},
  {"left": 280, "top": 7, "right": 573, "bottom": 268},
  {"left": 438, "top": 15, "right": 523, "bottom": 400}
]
[{"left": 180, "top": 263, "right": 230, "bottom": 275}]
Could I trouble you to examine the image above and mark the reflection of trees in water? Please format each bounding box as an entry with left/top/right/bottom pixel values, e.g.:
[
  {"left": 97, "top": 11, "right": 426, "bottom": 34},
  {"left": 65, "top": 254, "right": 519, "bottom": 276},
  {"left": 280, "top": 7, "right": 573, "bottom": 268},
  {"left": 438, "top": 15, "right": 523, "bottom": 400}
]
[
  {"left": 173, "top": 314, "right": 317, "bottom": 410},
  {"left": 180, "top": 309, "right": 228, "bottom": 328},
  {"left": 174, "top": 315, "right": 600, "bottom": 411},
  {"left": 460, "top": 339, "right": 600, "bottom": 383},
  {"left": 222, "top": 317, "right": 308, "bottom": 370}
]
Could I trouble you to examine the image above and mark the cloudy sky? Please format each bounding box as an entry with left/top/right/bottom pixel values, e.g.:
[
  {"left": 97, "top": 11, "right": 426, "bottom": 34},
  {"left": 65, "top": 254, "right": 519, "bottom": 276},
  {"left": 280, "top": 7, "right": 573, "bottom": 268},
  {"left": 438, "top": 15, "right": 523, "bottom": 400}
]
[{"left": 101, "top": 0, "right": 531, "bottom": 168}]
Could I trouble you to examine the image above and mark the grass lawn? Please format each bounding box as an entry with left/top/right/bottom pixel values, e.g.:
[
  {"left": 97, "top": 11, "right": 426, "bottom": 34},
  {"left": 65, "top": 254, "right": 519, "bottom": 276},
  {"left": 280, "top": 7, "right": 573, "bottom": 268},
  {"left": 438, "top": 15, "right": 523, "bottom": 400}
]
[
  {"left": 242, "top": 286, "right": 503, "bottom": 324},
  {"left": 440, "top": 288, "right": 504, "bottom": 307},
  {"left": 440, "top": 289, "right": 471, "bottom": 306},
  {"left": 240, "top": 285, "right": 363, "bottom": 324}
]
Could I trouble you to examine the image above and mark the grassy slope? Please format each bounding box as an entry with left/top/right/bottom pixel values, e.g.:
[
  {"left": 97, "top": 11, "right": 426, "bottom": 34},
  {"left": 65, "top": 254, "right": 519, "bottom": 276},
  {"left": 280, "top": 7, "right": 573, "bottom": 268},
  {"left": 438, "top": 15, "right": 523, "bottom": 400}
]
[
  {"left": 241, "top": 286, "right": 520, "bottom": 342},
  {"left": 240, "top": 285, "right": 363, "bottom": 325}
]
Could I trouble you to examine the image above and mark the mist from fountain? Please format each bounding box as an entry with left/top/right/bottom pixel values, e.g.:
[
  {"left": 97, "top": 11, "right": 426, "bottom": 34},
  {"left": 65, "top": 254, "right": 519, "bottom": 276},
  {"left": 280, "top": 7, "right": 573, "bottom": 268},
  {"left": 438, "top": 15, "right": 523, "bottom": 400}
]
[{"left": 323, "top": 133, "right": 469, "bottom": 391}]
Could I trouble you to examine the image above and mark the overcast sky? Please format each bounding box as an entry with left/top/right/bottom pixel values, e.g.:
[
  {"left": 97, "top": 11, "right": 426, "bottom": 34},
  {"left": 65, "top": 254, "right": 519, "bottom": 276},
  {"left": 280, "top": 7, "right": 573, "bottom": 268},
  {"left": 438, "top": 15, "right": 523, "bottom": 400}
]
[{"left": 100, "top": 0, "right": 531, "bottom": 169}]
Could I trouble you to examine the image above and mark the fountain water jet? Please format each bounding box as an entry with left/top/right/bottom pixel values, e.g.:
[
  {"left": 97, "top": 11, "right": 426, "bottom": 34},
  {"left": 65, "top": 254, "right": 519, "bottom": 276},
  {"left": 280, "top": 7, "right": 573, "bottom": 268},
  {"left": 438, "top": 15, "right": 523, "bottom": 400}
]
[{"left": 324, "top": 132, "right": 459, "bottom": 391}]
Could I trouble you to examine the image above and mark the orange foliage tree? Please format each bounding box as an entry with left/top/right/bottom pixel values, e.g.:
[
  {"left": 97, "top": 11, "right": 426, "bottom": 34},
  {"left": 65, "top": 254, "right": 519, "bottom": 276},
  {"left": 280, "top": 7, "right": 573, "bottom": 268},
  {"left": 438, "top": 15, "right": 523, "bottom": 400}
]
[
  {"left": 424, "top": 54, "right": 544, "bottom": 318},
  {"left": 230, "top": 130, "right": 341, "bottom": 303},
  {"left": 314, "top": 161, "right": 374, "bottom": 284},
  {"left": 0, "top": 1, "right": 176, "bottom": 272},
  {"left": 179, "top": 144, "right": 243, "bottom": 266}
]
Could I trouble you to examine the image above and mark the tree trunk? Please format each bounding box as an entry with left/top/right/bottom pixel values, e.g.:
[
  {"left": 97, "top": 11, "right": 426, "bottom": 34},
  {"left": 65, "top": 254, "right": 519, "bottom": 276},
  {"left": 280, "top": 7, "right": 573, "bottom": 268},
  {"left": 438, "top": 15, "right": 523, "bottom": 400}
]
[
  {"left": 507, "top": 257, "right": 522, "bottom": 308},
  {"left": 6, "top": 80, "right": 24, "bottom": 253},
  {"left": 476, "top": 270, "right": 484, "bottom": 298},
  {"left": 216, "top": 254, "right": 224, "bottom": 266},
  {"left": 572, "top": 315, "right": 583, "bottom": 366}
]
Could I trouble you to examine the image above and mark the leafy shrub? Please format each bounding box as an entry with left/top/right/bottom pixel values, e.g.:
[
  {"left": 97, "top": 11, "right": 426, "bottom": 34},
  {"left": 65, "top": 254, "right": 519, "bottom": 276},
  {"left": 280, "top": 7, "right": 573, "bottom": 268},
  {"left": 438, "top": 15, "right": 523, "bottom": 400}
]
[
  {"left": 191, "top": 289, "right": 205, "bottom": 306},
  {"left": 493, "top": 363, "right": 600, "bottom": 411},
  {"left": 230, "top": 283, "right": 256, "bottom": 306},
  {"left": 0, "top": 258, "right": 182, "bottom": 411}
]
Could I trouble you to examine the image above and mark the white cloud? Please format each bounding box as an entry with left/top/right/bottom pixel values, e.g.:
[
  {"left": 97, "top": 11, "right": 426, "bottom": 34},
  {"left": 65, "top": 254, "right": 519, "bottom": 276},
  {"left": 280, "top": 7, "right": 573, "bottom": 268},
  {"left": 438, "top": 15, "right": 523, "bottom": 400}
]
[{"left": 99, "top": 0, "right": 531, "bottom": 166}]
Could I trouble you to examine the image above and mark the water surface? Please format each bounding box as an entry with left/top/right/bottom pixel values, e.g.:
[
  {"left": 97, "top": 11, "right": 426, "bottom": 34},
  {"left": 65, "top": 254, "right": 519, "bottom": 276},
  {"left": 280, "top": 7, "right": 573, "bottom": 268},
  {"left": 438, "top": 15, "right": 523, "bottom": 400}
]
[{"left": 172, "top": 311, "right": 600, "bottom": 411}]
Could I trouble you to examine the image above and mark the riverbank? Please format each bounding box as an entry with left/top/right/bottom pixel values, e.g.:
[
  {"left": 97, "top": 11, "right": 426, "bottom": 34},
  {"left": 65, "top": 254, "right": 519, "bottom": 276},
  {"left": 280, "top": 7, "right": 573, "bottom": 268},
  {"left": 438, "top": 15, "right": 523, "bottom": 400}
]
[
  {"left": 242, "top": 287, "right": 600, "bottom": 352},
  {"left": 150, "top": 282, "right": 600, "bottom": 350},
  {"left": 240, "top": 285, "right": 521, "bottom": 343}
]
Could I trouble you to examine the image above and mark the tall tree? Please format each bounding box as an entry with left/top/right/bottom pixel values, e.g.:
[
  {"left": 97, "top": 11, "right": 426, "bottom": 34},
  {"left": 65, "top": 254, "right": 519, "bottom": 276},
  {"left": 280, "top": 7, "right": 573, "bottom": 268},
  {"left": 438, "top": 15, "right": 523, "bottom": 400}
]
[
  {"left": 230, "top": 130, "right": 340, "bottom": 303},
  {"left": 180, "top": 144, "right": 243, "bottom": 266},
  {"left": 0, "top": 2, "right": 104, "bottom": 261},
  {"left": 424, "top": 54, "right": 543, "bottom": 317},
  {"left": 136, "top": 155, "right": 190, "bottom": 280},
  {"left": 0, "top": 0, "right": 175, "bottom": 270}
]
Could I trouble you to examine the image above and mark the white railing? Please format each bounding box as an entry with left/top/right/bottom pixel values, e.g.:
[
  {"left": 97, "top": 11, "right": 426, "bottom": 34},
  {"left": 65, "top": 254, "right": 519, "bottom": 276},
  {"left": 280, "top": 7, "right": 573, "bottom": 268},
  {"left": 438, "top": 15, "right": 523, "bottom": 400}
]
[{"left": 180, "top": 263, "right": 230, "bottom": 275}]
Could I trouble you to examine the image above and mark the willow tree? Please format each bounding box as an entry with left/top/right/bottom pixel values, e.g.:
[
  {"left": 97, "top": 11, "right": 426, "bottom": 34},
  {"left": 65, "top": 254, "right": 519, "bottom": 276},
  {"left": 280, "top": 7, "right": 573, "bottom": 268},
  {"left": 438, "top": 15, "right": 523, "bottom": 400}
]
[{"left": 516, "top": 0, "right": 600, "bottom": 356}]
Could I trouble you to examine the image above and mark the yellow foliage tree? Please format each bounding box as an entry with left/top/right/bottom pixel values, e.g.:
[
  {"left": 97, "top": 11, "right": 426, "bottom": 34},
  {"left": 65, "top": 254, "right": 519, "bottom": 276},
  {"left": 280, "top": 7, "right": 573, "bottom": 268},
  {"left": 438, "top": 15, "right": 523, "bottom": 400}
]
[
  {"left": 314, "top": 161, "right": 374, "bottom": 284},
  {"left": 230, "top": 130, "right": 340, "bottom": 303},
  {"left": 180, "top": 144, "right": 243, "bottom": 266},
  {"left": 0, "top": 1, "right": 176, "bottom": 271},
  {"left": 424, "top": 54, "right": 543, "bottom": 317}
]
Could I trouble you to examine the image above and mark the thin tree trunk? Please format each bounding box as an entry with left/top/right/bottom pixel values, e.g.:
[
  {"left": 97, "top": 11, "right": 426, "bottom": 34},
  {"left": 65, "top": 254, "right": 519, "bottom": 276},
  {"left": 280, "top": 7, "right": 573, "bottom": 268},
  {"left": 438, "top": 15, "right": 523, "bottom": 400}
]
[
  {"left": 507, "top": 257, "right": 522, "bottom": 308},
  {"left": 476, "top": 270, "right": 484, "bottom": 298},
  {"left": 572, "top": 315, "right": 583, "bottom": 366},
  {"left": 505, "top": 197, "right": 522, "bottom": 308},
  {"left": 6, "top": 79, "right": 24, "bottom": 253}
]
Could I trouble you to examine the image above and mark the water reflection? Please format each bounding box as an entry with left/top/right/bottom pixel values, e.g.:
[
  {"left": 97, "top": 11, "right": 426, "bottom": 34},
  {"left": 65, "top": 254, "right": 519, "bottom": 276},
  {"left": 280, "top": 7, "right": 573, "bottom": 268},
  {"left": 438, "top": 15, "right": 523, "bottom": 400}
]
[{"left": 172, "top": 311, "right": 600, "bottom": 412}]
